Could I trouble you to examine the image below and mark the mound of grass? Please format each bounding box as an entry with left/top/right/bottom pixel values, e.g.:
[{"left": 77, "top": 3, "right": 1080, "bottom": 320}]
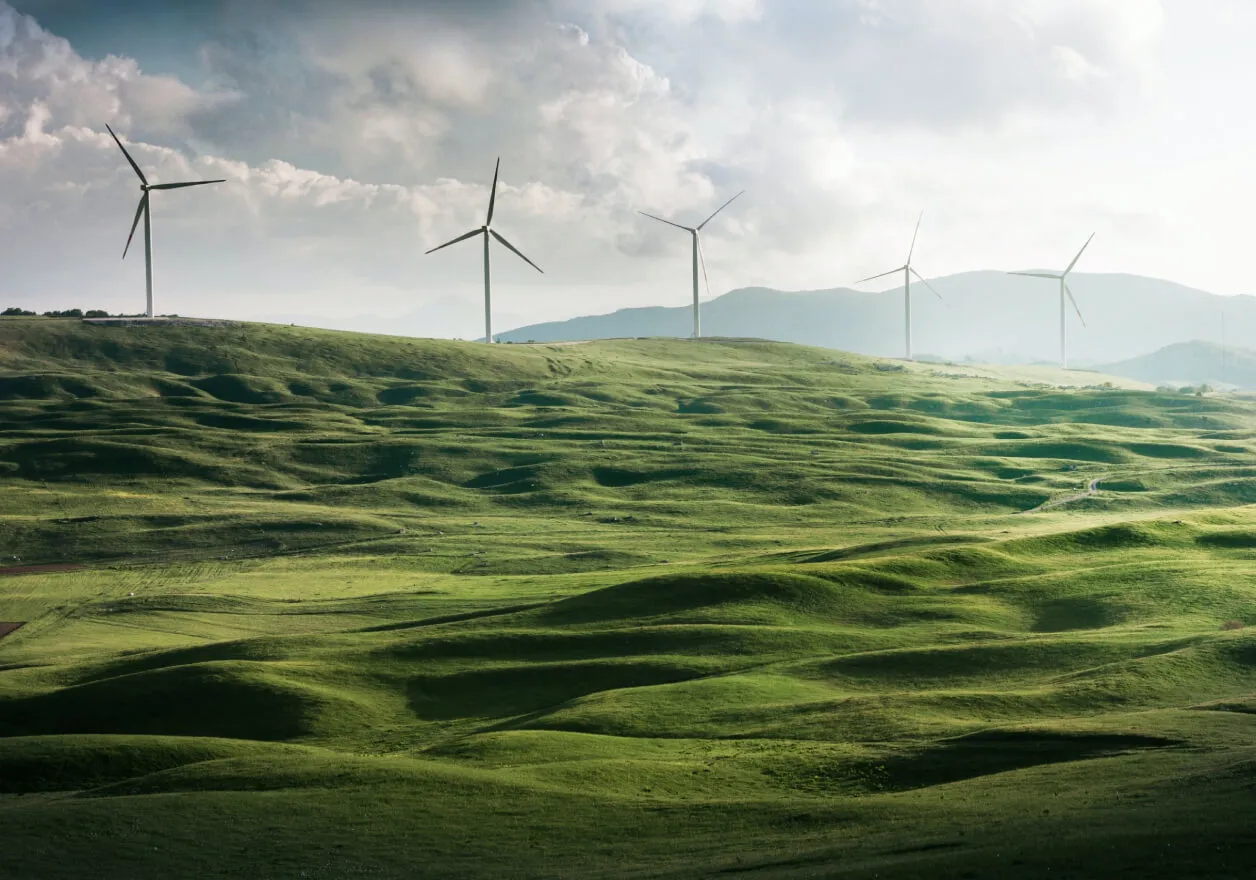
[
  {"left": 190, "top": 373, "right": 290, "bottom": 404},
  {"left": 0, "top": 662, "right": 327, "bottom": 740},
  {"left": 7, "top": 325, "right": 1256, "bottom": 878},
  {"left": 539, "top": 571, "right": 855, "bottom": 625},
  {"left": 407, "top": 658, "right": 714, "bottom": 721},
  {"left": 847, "top": 419, "right": 947, "bottom": 435},
  {"left": 1003, "top": 521, "right": 1182, "bottom": 555},
  {"left": 984, "top": 439, "right": 1129, "bottom": 463},
  {"left": 0, "top": 734, "right": 288, "bottom": 793},
  {"left": 828, "top": 728, "right": 1180, "bottom": 794}
]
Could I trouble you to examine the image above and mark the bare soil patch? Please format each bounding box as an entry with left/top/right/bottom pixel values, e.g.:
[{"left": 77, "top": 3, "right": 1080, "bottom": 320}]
[
  {"left": 0, "top": 622, "right": 24, "bottom": 640},
  {"left": 0, "top": 563, "right": 85, "bottom": 577}
]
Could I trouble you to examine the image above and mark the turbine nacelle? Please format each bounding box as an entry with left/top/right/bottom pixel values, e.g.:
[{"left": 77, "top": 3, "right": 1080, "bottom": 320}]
[
  {"left": 105, "top": 122, "right": 225, "bottom": 317},
  {"left": 425, "top": 158, "right": 543, "bottom": 343},
  {"left": 1007, "top": 233, "right": 1096, "bottom": 367},
  {"left": 851, "top": 211, "right": 945, "bottom": 362},
  {"left": 637, "top": 190, "right": 745, "bottom": 340}
]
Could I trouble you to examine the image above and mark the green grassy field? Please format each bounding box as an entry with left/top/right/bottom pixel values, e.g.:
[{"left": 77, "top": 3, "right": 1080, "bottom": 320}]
[{"left": 3, "top": 317, "right": 1256, "bottom": 878}]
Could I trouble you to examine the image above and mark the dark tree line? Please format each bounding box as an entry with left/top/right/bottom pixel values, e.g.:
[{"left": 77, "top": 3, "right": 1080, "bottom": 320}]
[{"left": 2, "top": 308, "right": 149, "bottom": 318}]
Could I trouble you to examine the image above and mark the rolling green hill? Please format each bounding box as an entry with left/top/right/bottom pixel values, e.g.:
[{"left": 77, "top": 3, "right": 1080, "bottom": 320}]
[{"left": 3, "top": 318, "right": 1256, "bottom": 879}]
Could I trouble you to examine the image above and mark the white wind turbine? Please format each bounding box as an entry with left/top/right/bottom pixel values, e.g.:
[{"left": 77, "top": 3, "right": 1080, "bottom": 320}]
[
  {"left": 107, "top": 124, "right": 225, "bottom": 319},
  {"left": 853, "top": 211, "right": 945, "bottom": 362},
  {"left": 639, "top": 191, "right": 744, "bottom": 339},
  {"left": 425, "top": 158, "right": 542, "bottom": 343},
  {"left": 1009, "top": 233, "right": 1095, "bottom": 369}
]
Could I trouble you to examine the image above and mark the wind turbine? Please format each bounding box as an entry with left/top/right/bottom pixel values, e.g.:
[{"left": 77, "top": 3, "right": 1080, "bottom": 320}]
[
  {"left": 638, "top": 191, "right": 744, "bottom": 339},
  {"left": 425, "top": 158, "right": 542, "bottom": 343},
  {"left": 853, "top": 211, "right": 945, "bottom": 361},
  {"left": 1009, "top": 233, "right": 1095, "bottom": 369},
  {"left": 106, "top": 124, "right": 225, "bottom": 319}
]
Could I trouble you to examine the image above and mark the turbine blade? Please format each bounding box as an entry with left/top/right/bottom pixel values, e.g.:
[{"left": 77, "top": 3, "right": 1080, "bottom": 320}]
[
  {"left": 638, "top": 211, "right": 692, "bottom": 233},
  {"left": 1009, "top": 271, "right": 1063, "bottom": 279},
  {"left": 491, "top": 229, "right": 543, "bottom": 273},
  {"left": 425, "top": 228, "right": 483, "bottom": 255},
  {"left": 106, "top": 124, "right": 147, "bottom": 186},
  {"left": 910, "top": 267, "right": 945, "bottom": 303},
  {"left": 147, "top": 180, "right": 226, "bottom": 190},
  {"left": 123, "top": 193, "right": 148, "bottom": 259},
  {"left": 855, "top": 266, "right": 907, "bottom": 285},
  {"left": 486, "top": 158, "right": 500, "bottom": 226},
  {"left": 906, "top": 210, "right": 923, "bottom": 263},
  {"left": 697, "top": 234, "right": 711, "bottom": 299},
  {"left": 697, "top": 190, "right": 744, "bottom": 230},
  {"left": 1065, "top": 281, "right": 1087, "bottom": 327},
  {"left": 1064, "top": 232, "right": 1096, "bottom": 276}
]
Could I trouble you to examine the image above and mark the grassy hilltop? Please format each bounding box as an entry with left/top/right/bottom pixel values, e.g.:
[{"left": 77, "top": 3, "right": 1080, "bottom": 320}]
[{"left": 3, "top": 318, "right": 1256, "bottom": 878}]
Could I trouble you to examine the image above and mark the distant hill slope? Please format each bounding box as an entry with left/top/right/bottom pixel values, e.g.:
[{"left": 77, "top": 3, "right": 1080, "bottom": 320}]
[
  {"left": 497, "top": 271, "right": 1252, "bottom": 365},
  {"left": 0, "top": 316, "right": 1243, "bottom": 571},
  {"left": 1100, "top": 340, "right": 1256, "bottom": 390}
]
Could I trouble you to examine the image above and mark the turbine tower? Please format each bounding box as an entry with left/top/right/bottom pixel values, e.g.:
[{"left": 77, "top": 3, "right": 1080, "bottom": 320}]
[
  {"left": 107, "top": 124, "right": 225, "bottom": 319},
  {"left": 638, "top": 191, "right": 744, "bottom": 339},
  {"left": 1008, "top": 233, "right": 1095, "bottom": 369},
  {"left": 853, "top": 211, "right": 945, "bottom": 362},
  {"left": 426, "top": 159, "right": 542, "bottom": 343}
]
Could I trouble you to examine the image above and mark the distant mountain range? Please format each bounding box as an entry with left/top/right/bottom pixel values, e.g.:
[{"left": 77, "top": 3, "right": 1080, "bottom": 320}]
[
  {"left": 1099, "top": 340, "right": 1256, "bottom": 391},
  {"left": 498, "top": 271, "right": 1252, "bottom": 366}
]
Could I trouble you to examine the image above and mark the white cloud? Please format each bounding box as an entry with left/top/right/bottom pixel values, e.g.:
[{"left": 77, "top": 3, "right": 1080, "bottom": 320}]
[
  {"left": 11, "top": 0, "right": 1256, "bottom": 342},
  {"left": 0, "top": 3, "right": 239, "bottom": 142},
  {"left": 21, "top": 99, "right": 52, "bottom": 143},
  {"left": 588, "top": 0, "right": 764, "bottom": 26}
]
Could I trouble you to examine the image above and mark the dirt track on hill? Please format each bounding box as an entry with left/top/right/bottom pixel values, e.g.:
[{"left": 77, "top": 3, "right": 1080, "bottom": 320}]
[
  {"left": 0, "top": 622, "right": 24, "bottom": 641},
  {"left": 0, "top": 563, "right": 85, "bottom": 577},
  {"left": 1023, "top": 477, "right": 1105, "bottom": 514}
]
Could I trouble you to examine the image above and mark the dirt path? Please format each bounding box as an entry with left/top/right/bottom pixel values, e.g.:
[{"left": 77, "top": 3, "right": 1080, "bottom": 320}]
[
  {"left": 1023, "top": 476, "right": 1105, "bottom": 514},
  {"left": 0, "top": 563, "right": 85, "bottom": 577},
  {"left": 0, "top": 622, "right": 24, "bottom": 641}
]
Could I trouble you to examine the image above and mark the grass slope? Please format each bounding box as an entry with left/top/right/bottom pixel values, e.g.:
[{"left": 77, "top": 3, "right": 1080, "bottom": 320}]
[{"left": 3, "top": 319, "right": 1256, "bottom": 878}]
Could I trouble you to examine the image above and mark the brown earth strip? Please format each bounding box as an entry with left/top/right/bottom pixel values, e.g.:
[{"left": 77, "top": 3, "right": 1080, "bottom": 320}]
[
  {"left": 1021, "top": 476, "right": 1106, "bottom": 514},
  {"left": 0, "top": 563, "right": 85, "bottom": 577},
  {"left": 0, "top": 622, "right": 24, "bottom": 640}
]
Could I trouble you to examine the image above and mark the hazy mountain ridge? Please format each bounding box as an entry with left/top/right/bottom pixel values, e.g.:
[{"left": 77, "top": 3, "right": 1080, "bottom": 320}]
[
  {"left": 498, "top": 271, "right": 1252, "bottom": 364},
  {"left": 1099, "top": 340, "right": 1256, "bottom": 390}
]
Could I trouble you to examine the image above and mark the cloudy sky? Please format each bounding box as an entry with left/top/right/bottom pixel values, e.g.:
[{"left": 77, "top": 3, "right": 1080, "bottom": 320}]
[{"left": 0, "top": 0, "right": 1251, "bottom": 337}]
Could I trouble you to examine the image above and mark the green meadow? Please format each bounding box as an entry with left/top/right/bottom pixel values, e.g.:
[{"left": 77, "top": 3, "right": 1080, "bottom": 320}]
[{"left": 3, "top": 317, "right": 1256, "bottom": 878}]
